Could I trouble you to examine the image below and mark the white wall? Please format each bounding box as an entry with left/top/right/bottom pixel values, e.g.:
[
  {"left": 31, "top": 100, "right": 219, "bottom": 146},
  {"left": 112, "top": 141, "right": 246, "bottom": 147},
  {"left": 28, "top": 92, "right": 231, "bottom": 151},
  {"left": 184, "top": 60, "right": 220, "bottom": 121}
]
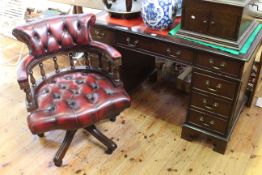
[
  {"left": 25, "top": 0, "right": 104, "bottom": 12},
  {"left": 0, "top": 0, "right": 103, "bottom": 37},
  {"left": 25, "top": 0, "right": 71, "bottom": 12}
]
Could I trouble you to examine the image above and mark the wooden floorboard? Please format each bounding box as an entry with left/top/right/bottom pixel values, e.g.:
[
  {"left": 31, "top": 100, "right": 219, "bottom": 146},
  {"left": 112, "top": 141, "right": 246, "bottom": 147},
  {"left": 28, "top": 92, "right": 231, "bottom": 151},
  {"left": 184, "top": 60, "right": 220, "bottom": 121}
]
[{"left": 0, "top": 35, "right": 261, "bottom": 175}]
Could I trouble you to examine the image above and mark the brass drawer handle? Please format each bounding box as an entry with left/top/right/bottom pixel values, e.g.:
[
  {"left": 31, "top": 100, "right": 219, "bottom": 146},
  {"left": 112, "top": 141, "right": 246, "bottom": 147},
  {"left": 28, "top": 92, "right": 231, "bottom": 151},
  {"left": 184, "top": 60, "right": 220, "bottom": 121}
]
[
  {"left": 209, "top": 59, "right": 226, "bottom": 70},
  {"left": 199, "top": 116, "right": 215, "bottom": 127},
  {"left": 126, "top": 37, "right": 139, "bottom": 47},
  {"left": 213, "top": 102, "right": 219, "bottom": 108},
  {"left": 205, "top": 80, "right": 222, "bottom": 92},
  {"left": 204, "top": 105, "right": 214, "bottom": 110},
  {"left": 166, "top": 48, "right": 181, "bottom": 58},
  {"left": 202, "top": 121, "right": 215, "bottom": 127},
  {"left": 94, "top": 30, "right": 105, "bottom": 39},
  {"left": 210, "top": 120, "right": 215, "bottom": 125},
  {"left": 176, "top": 50, "right": 181, "bottom": 55},
  {"left": 202, "top": 98, "right": 219, "bottom": 110},
  {"left": 203, "top": 123, "right": 210, "bottom": 127},
  {"left": 220, "top": 62, "right": 226, "bottom": 67}
]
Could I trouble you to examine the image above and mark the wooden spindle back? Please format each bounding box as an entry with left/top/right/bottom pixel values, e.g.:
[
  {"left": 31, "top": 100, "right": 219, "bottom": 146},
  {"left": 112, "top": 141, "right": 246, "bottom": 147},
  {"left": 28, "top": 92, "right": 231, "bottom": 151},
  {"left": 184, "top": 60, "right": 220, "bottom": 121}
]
[{"left": 27, "top": 50, "right": 117, "bottom": 89}]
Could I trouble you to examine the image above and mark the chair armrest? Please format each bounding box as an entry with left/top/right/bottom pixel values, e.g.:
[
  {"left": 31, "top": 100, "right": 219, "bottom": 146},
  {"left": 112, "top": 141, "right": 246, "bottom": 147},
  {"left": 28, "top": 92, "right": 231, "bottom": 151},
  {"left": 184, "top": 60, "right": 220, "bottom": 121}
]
[
  {"left": 89, "top": 41, "right": 123, "bottom": 86},
  {"left": 90, "top": 41, "right": 122, "bottom": 63},
  {"left": 17, "top": 55, "right": 34, "bottom": 87},
  {"left": 17, "top": 55, "right": 36, "bottom": 112}
]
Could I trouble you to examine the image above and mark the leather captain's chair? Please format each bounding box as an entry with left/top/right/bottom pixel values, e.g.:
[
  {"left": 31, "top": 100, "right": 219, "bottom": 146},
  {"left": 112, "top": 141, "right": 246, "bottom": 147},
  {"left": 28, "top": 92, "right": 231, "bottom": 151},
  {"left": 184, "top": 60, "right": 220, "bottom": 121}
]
[{"left": 12, "top": 13, "right": 131, "bottom": 167}]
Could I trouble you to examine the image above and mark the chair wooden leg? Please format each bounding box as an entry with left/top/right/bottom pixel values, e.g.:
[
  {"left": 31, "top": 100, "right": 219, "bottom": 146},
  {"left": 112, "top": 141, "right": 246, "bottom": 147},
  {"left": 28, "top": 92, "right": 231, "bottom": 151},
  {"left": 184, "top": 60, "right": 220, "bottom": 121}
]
[
  {"left": 85, "top": 125, "right": 117, "bottom": 154},
  {"left": 109, "top": 116, "right": 117, "bottom": 122},
  {"left": 38, "top": 133, "right": 44, "bottom": 137},
  {"left": 53, "top": 130, "right": 77, "bottom": 167}
]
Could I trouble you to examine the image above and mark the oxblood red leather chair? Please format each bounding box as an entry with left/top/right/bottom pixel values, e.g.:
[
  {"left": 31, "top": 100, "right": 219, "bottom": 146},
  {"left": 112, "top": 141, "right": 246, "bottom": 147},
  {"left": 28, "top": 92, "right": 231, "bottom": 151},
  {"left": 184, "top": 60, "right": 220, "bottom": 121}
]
[{"left": 12, "top": 13, "right": 130, "bottom": 167}]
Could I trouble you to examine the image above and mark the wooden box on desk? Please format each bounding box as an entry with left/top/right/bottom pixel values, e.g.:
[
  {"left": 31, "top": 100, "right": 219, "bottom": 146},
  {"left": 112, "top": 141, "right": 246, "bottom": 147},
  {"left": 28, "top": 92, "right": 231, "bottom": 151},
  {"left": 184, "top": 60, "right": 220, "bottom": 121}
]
[{"left": 178, "top": 0, "right": 257, "bottom": 50}]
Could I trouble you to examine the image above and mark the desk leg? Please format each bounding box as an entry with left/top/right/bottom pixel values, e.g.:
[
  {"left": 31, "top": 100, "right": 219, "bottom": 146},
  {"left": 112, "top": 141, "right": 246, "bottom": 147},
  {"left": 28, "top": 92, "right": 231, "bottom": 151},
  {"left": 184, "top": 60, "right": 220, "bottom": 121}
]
[{"left": 181, "top": 126, "right": 227, "bottom": 154}]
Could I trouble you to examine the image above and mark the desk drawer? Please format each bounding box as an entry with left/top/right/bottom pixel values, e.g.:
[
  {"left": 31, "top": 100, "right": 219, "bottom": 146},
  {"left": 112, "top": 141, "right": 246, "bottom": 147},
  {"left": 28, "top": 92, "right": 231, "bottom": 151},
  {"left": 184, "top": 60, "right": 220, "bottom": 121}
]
[
  {"left": 192, "top": 72, "right": 238, "bottom": 99},
  {"left": 92, "top": 26, "right": 115, "bottom": 44},
  {"left": 196, "top": 52, "right": 242, "bottom": 77},
  {"left": 117, "top": 32, "right": 150, "bottom": 50},
  {"left": 188, "top": 109, "right": 227, "bottom": 135},
  {"left": 117, "top": 32, "right": 194, "bottom": 64},
  {"left": 160, "top": 43, "right": 194, "bottom": 63},
  {"left": 191, "top": 92, "right": 232, "bottom": 118}
]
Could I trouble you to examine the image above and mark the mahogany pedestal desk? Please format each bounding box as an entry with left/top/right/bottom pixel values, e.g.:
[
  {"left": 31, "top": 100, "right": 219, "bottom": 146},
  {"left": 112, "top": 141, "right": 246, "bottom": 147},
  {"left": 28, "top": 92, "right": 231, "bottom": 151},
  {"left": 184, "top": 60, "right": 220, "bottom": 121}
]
[{"left": 91, "top": 12, "right": 262, "bottom": 154}]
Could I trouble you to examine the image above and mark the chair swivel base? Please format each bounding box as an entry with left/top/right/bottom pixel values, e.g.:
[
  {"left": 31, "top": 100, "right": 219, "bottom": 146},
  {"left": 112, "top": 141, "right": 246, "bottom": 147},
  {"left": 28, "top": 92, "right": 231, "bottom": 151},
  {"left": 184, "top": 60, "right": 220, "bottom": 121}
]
[
  {"left": 85, "top": 125, "right": 117, "bottom": 154},
  {"left": 52, "top": 125, "right": 117, "bottom": 167}
]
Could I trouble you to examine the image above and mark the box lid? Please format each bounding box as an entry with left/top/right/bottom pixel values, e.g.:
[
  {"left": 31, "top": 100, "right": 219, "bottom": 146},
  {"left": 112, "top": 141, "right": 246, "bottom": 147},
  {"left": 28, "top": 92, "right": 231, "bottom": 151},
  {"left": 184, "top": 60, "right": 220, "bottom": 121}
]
[{"left": 203, "top": 0, "right": 250, "bottom": 7}]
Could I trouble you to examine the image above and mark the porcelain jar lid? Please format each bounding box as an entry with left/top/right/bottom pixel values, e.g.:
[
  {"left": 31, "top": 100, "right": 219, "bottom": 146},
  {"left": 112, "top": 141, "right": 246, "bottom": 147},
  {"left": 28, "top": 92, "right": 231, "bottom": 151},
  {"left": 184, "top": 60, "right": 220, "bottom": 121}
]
[{"left": 103, "top": 0, "right": 142, "bottom": 19}]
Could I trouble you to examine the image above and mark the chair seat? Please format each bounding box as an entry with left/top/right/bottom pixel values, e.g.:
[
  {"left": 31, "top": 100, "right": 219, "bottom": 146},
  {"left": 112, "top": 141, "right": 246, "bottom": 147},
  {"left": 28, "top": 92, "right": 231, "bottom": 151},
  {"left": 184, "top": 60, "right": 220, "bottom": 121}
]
[{"left": 28, "top": 72, "right": 130, "bottom": 134}]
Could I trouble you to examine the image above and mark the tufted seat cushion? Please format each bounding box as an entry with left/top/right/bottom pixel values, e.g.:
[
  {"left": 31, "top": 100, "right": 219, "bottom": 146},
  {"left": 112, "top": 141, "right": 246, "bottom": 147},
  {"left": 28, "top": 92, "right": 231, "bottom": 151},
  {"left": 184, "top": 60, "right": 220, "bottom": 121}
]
[{"left": 28, "top": 72, "right": 131, "bottom": 134}]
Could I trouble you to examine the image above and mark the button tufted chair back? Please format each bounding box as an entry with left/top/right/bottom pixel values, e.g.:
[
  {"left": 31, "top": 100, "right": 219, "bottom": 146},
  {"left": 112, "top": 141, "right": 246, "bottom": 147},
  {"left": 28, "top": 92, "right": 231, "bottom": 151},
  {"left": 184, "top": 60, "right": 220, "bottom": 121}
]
[
  {"left": 12, "top": 13, "right": 130, "bottom": 167},
  {"left": 13, "top": 13, "right": 95, "bottom": 58}
]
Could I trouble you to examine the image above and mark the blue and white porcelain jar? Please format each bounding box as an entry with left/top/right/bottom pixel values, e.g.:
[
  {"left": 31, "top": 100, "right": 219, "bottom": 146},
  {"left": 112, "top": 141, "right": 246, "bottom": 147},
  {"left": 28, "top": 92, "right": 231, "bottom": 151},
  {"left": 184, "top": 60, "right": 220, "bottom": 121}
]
[{"left": 141, "top": 0, "right": 177, "bottom": 30}]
